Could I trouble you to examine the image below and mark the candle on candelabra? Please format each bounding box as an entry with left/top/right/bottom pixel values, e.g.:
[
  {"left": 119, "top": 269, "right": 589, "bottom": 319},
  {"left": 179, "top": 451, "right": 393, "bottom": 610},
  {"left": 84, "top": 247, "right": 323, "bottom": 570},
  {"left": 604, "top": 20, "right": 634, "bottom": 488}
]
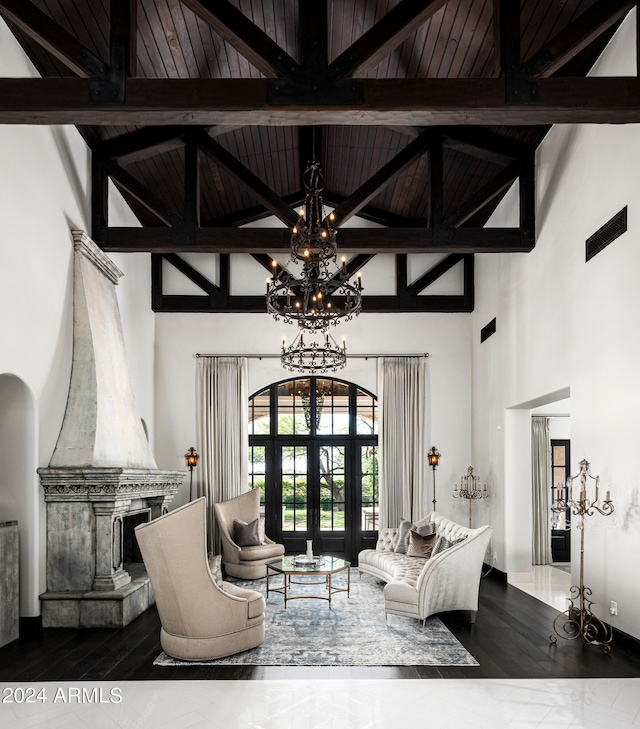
[{"left": 606, "top": 489, "right": 611, "bottom": 501}]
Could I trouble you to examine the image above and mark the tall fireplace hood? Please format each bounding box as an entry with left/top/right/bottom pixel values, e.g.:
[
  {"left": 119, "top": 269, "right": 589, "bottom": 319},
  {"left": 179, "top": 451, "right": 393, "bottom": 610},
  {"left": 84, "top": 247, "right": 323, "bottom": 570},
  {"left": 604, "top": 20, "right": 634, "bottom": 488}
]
[{"left": 49, "top": 230, "right": 156, "bottom": 469}]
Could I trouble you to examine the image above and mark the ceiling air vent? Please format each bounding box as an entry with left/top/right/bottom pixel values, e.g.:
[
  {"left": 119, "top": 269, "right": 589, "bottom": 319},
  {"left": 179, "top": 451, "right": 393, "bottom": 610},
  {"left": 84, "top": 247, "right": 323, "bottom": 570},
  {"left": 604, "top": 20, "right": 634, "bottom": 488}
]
[
  {"left": 586, "top": 207, "right": 627, "bottom": 262},
  {"left": 481, "top": 318, "right": 496, "bottom": 343}
]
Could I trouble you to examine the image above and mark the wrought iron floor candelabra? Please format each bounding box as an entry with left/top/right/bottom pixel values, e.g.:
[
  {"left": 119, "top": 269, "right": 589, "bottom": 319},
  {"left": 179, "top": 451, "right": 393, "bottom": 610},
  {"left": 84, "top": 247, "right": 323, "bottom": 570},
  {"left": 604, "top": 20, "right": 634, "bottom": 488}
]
[
  {"left": 453, "top": 466, "right": 488, "bottom": 528},
  {"left": 549, "top": 459, "right": 615, "bottom": 653}
]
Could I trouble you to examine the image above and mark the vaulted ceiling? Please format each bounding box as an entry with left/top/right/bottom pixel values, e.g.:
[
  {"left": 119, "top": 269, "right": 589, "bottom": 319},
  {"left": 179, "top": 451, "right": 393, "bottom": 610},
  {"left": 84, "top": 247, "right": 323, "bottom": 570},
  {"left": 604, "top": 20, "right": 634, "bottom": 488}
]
[{"left": 0, "top": 0, "right": 636, "bottom": 313}]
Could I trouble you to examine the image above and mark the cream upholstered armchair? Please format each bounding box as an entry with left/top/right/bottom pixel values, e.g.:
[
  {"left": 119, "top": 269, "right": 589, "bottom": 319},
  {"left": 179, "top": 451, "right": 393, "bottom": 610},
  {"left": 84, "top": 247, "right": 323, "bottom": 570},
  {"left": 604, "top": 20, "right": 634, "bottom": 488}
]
[
  {"left": 135, "top": 497, "right": 265, "bottom": 661},
  {"left": 213, "top": 488, "right": 285, "bottom": 579}
]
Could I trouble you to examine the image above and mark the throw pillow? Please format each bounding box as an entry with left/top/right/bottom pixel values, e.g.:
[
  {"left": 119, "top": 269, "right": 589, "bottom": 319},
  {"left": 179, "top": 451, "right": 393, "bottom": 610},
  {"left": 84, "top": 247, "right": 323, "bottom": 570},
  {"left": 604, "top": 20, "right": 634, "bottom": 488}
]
[
  {"left": 394, "top": 519, "right": 413, "bottom": 554},
  {"left": 414, "top": 521, "right": 436, "bottom": 537},
  {"left": 233, "top": 518, "right": 261, "bottom": 547},
  {"left": 258, "top": 515, "right": 266, "bottom": 544},
  {"left": 406, "top": 530, "right": 437, "bottom": 558},
  {"left": 431, "top": 534, "right": 467, "bottom": 557},
  {"left": 208, "top": 554, "right": 224, "bottom": 588}
]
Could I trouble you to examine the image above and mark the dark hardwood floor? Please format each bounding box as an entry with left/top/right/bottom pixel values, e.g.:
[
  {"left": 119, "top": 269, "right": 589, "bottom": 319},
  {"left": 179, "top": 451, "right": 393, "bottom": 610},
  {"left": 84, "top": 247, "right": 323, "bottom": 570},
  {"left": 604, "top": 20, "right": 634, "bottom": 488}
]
[{"left": 1, "top": 577, "right": 639, "bottom": 682}]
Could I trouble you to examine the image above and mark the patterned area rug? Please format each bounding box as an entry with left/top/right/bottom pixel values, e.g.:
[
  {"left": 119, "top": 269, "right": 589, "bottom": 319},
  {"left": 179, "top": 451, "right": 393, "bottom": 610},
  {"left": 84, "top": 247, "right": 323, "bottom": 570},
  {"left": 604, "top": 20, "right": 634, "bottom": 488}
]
[{"left": 154, "top": 574, "right": 478, "bottom": 667}]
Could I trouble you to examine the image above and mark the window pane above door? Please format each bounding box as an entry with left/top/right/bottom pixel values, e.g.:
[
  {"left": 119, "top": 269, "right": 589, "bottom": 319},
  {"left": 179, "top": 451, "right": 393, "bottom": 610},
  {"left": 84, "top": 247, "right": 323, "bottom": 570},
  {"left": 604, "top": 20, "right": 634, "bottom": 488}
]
[{"left": 356, "top": 388, "right": 378, "bottom": 435}]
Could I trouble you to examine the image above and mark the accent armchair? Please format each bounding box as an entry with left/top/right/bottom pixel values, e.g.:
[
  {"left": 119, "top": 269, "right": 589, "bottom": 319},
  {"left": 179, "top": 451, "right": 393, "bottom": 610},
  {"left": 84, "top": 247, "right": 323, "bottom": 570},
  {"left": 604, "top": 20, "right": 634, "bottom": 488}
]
[
  {"left": 135, "top": 497, "right": 265, "bottom": 661},
  {"left": 213, "top": 488, "right": 285, "bottom": 579}
]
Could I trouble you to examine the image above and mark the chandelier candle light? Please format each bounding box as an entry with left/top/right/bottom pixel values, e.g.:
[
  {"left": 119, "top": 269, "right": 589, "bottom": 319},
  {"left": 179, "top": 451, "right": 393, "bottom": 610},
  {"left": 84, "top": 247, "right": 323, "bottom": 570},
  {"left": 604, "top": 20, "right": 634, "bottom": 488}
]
[
  {"left": 266, "top": 160, "right": 363, "bottom": 373},
  {"left": 453, "top": 466, "right": 488, "bottom": 527},
  {"left": 549, "top": 459, "right": 615, "bottom": 653}
]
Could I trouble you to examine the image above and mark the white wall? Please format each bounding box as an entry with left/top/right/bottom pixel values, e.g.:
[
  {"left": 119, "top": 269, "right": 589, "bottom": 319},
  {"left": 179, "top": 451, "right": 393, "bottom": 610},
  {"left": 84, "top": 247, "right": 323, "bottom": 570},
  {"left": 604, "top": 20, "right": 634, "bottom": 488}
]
[
  {"left": 0, "top": 17, "right": 153, "bottom": 616},
  {"left": 472, "top": 11, "right": 640, "bottom": 638},
  {"left": 154, "top": 310, "right": 473, "bottom": 519}
]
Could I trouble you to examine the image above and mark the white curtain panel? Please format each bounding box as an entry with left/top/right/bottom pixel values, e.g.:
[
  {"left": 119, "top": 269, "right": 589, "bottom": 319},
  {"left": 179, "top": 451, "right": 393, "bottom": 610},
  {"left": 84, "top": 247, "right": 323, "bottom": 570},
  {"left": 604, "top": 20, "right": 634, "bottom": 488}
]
[
  {"left": 196, "top": 356, "right": 249, "bottom": 552},
  {"left": 377, "top": 356, "right": 429, "bottom": 530},
  {"left": 531, "top": 416, "right": 552, "bottom": 565}
]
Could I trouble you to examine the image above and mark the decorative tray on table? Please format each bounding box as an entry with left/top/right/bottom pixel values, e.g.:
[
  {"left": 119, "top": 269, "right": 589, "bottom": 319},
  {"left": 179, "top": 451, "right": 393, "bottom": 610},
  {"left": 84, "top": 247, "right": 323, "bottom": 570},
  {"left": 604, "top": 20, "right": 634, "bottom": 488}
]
[{"left": 292, "top": 555, "right": 323, "bottom": 568}]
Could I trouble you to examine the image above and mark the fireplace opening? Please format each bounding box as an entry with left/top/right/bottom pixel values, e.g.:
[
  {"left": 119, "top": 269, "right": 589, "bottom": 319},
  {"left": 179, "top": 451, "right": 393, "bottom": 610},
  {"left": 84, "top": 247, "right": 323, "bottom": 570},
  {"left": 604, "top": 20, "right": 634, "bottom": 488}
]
[{"left": 122, "top": 510, "right": 150, "bottom": 565}]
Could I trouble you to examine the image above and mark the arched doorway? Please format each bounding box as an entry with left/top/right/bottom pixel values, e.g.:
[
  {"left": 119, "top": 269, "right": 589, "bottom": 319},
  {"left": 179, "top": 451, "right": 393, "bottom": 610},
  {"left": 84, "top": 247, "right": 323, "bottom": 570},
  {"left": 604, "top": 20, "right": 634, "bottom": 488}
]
[
  {"left": 0, "top": 373, "right": 39, "bottom": 618},
  {"left": 248, "top": 377, "right": 378, "bottom": 562}
]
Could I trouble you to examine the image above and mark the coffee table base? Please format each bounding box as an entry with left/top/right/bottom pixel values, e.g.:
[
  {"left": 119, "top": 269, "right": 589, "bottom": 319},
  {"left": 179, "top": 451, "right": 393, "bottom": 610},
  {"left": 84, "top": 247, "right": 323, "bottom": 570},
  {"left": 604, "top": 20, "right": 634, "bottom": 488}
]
[{"left": 266, "top": 563, "right": 351, "bottom": 609}]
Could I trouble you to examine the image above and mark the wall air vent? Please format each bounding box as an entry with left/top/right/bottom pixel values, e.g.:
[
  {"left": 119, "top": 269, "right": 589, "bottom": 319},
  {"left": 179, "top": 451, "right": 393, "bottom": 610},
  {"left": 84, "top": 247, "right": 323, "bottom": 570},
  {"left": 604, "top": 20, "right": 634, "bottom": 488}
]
[
  {"left": 586, "top": 207, "right": 627, "bottom": 262},
  {"left": 481, "top": 318, "right": 496, "bottom": 343}
]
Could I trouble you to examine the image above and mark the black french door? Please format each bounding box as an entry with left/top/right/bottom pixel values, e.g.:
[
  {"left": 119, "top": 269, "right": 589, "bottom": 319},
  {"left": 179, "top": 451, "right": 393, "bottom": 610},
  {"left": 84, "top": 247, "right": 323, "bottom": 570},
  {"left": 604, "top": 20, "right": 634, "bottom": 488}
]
[
  {"left": 248, "top": 377, "right": 378, "bottom": 563},
  {"left": 272, "top": 440, "right": 351, "bottom": 559}
]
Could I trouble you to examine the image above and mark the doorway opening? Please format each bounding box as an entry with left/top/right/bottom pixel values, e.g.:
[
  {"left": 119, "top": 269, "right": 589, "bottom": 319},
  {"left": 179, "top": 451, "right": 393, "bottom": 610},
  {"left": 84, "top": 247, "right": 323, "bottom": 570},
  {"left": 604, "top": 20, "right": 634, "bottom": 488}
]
[{"left": 0, "top": 373, "right": 40, "bottom": 618}]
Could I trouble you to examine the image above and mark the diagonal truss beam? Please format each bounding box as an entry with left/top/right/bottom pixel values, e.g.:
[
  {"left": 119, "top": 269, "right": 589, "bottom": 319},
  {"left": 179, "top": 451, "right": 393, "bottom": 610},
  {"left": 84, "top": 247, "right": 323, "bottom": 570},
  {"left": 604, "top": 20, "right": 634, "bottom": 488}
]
[
  {"left": 179, "top": 0, "right": 301, "bottom": 80},
  {"left": 328, "top": 0, "right": 450, "bottom": 80},
  {"left": 104, "top": 159, "right": 184, "bottom": 228},
  {"left": 0, "top": 0, "right": 108, "bottom": 78},
  {"left": 523, "top": 0, "right": 635, "bottom": 79},
  {"left": 163, "top": 253, "right": 219, "bottom": 296},
  {"left": 196, "top": 130, "right": 299, "bottom": 228},
  {"left": 442, "top": 161, "right": 521, "bottom": 228},
  {"left": 406, "top": 253, "right": 465, "bottom": 296},
  {"left": 331, "top": 130, "right": 436, "bottom": 226}
]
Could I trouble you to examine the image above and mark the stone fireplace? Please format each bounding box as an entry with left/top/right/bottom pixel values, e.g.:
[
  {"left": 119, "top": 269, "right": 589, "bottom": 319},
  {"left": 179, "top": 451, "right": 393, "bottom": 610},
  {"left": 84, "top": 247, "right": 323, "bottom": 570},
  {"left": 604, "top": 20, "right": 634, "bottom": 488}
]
[{"left": 38, "top": 231, "right": 185, "bottom": 628}]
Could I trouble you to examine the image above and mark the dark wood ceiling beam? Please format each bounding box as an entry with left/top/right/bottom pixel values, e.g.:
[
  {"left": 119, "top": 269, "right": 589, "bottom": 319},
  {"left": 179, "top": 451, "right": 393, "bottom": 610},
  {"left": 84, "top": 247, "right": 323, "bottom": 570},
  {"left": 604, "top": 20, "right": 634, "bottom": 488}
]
[
  {"left": 498, "top": 0, "right": 540, "bottom": 103},
  {"left": 104, "top": 159, "right": 184, "bottom": 227},
  {"left": 299, "top": 0, "right": 328, "bottom": 72},
  {"left": 323, "top": 192, "right": 418, "bottom": 227},
  {"left": 163, "top": 253, "right": 219, "bottom": 296},
  {"left": 492, "top": 0, "right": 503, "bottom": 77},
  {"left": 97, "top": 126, "right": 192, "bottom": 163},
  {"left": 152, "top": 292, "right": 472, "bottom": 314},
  {"left": 110, "top": 0, "right": 136, "bottom": 78},
  {"left": 328, "top": 0, "right": 450, "bottom": 80},
  {"left": 378, "top": 124, "right": 532, "bottom": 164},
  {"left": 523, "top": 0, "right": 635, "bottom": 79},
  {"left": 179, "top": 0, "right": 301, "bottom": 79},
  {"left": 331, "top": 131, "right": 436, "bottom": 226},
  {"left": 204, "top": 192, "right": 304, "bottom": 227},
  {"left": 4, "top": 78, "right": 640, "bottom": 125},
  {"left": 406, "top": 253, "right": 465, "bottom": 296},
  {"left": 443, "top": 161, "right": 520, "bottom": 228},
  {"left": 0, "top": 0, "right": 109, "bottom": 78},
  {"left": 442, "top": 127, "right": 531, "bottom": 163},
  {"left": 196, "top": 130, "right": 299, "bottom": 227},
  {"left": 102, "top": 226, "right": 529, "bottom": 254}
]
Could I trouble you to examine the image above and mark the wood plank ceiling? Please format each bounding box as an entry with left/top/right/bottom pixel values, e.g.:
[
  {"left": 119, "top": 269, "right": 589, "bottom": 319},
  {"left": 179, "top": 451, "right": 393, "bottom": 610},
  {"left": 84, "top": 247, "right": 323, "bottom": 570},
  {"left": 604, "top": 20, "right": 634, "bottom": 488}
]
[{"left": 0, "top": 0, "right": 632, "bottom": 313}]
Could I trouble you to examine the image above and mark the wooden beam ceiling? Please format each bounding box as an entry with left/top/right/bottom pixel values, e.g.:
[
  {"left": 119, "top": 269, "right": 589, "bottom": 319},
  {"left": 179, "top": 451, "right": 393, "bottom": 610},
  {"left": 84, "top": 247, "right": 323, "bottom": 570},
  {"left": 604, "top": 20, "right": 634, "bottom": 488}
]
[{"left": 2, "top": 0, "right": 633, "bottom": 315}]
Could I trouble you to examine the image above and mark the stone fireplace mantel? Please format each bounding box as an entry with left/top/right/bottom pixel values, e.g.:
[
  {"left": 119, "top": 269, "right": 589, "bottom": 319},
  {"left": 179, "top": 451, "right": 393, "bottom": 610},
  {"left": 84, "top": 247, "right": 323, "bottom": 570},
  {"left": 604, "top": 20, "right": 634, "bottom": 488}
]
[{"left": 39, "top": 467, "right": 184, "bottom": 628}]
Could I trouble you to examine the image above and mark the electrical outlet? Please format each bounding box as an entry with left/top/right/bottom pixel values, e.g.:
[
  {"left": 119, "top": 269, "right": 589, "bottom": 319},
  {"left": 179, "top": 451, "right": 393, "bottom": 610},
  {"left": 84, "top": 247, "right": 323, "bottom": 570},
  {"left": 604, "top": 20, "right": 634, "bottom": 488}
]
[{"left": 610, "top": 601, "right": 618, "bottom": 616}]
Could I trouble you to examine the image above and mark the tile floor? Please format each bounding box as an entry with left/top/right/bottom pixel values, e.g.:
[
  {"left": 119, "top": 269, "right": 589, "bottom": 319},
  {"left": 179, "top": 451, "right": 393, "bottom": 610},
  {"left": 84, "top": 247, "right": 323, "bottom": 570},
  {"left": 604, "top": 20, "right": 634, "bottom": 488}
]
[
  {"left": 508, "top": 564, "right": 573, "bottom": 612},
  {"left": 2, "top": 678, "right": 640, "bottom": 728}
]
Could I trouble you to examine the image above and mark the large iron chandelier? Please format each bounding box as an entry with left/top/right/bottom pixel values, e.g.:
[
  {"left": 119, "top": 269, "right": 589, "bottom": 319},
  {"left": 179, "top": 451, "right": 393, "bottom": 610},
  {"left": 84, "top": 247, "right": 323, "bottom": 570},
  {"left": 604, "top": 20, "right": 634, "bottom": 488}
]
[{"left": 265, "top": 161, "right": 363, "bottom": 332}]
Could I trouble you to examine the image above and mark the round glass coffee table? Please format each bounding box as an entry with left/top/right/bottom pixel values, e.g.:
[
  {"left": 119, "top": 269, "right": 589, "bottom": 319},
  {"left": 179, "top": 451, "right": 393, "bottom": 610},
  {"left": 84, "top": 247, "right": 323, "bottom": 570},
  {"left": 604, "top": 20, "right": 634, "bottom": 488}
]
[{"left": 265, "top": 555, "right": 351, "bottom": 608}]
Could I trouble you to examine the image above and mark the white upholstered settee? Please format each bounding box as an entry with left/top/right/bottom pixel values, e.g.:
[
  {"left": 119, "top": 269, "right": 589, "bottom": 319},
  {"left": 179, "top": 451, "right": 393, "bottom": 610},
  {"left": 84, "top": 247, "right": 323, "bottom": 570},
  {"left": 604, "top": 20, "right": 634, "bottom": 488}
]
[{"left": 357, "top": 512, "right": 492, "bottom": 626}]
